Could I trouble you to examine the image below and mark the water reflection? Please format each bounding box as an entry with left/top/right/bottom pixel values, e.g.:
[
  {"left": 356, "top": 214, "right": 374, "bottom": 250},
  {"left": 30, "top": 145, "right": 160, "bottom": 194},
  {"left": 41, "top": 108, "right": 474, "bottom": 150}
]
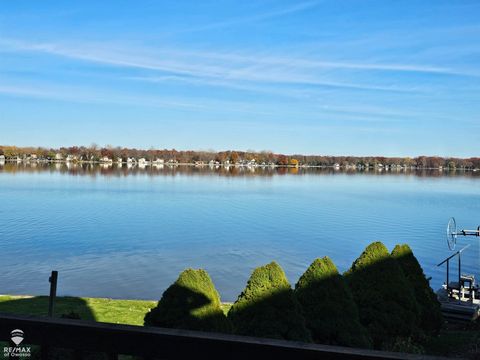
[{"left": 1, "top": 162, "right": 478, "bottom": 178}]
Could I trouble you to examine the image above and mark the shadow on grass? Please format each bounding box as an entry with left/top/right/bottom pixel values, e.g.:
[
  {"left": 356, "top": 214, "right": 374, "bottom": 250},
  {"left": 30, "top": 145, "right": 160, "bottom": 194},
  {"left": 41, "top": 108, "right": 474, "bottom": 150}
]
[
  {"left": 0, "top": 296, "right": 96, "bottom": 321},
  {"left": 0, "top": 296, "right": 104, "bottom": 359}
]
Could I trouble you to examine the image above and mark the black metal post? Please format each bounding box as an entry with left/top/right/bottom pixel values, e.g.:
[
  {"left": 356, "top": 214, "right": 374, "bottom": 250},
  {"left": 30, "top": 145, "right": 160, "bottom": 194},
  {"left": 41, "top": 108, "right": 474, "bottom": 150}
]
[
  {"left": 458, "top": 253, "right": 461, "bottom": 289},
  {"left": 44, "top": 271, "right": 59, "bottom": 359},
  {"left": 48, "top": 271, "right": 58, "bottom": 317},
  {"left": 446, "top": 259, "right": 449, "bottom": 293}
]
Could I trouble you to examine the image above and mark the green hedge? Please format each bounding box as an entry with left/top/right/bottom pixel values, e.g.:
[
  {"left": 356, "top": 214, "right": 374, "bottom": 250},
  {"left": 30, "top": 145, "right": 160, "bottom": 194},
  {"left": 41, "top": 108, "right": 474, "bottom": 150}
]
[
  {"left": 144, "top": 268, "right": 230, "bottom": 333},
  {"left": 228, "top": 261, "right": 311, "bottom": 342},
  {"left": 295, "top": 257, "right": 371, "bottom": 348},
  {"left": 392, "top": 244, "right": 443, "bottom": 334},
  {"left": 345, "top": 242, "right": 420, "bottom": 348}
]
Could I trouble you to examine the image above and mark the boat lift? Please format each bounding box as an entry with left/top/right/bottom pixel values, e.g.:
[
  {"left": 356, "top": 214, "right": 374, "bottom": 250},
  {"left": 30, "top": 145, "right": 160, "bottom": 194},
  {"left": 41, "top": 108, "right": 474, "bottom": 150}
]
[
  {"left": 437, "top": 244, "right": 473, "bottom": 299},
  {"left": 446, "top": 217, "right": 480, "bottom": 251},
  {"left": 437, "top": 218, "right": 480, "bottom": 321}
]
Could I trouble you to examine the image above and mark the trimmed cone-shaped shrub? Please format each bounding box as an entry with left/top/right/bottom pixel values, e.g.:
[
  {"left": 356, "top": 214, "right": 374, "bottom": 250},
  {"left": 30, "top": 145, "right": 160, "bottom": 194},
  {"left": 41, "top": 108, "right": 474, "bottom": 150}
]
[
  {"left": 392, "top": 244, "right": 443, "bottom": 334},
  {"left": 228, "top": 261, "right": 311, "bottom": 342},
  {"left": 345, "top": 242, "right": 420, "bottom": 348},
  {"left": 295, "top": 257, "right": 372, "bottom": 348},
  {"left": 144, "top": 268, "right": 230, "bottom": 333}
]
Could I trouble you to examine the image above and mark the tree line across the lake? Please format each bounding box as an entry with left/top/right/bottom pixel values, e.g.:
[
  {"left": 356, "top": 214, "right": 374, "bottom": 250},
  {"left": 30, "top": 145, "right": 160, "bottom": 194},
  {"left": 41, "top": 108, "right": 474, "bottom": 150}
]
[
  {"left": 142, "top": 242, "right": 442, "bottom": 354},
  {"left": 1, "top": 145, "right": 479, "bottom": 169}
]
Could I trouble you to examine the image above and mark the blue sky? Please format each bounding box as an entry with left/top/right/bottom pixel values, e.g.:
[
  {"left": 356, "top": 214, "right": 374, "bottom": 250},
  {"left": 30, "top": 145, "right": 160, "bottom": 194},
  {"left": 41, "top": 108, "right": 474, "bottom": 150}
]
[{"left": 0, "top": 0, "right": 479, "bottom": 156}]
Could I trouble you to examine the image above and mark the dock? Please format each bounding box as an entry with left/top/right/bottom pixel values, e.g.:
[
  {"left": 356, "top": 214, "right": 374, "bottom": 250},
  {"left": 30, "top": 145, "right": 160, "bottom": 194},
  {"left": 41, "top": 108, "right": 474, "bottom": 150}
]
[{"left": 437, "top": 286, "right": 480, "bottom": 321}]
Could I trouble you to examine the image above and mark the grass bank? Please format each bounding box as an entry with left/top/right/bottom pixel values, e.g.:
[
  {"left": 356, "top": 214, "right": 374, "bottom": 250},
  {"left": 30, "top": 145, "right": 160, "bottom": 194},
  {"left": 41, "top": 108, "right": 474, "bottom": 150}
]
[{"left": 0, "top": 295, "right": 232, "bottom": 326}]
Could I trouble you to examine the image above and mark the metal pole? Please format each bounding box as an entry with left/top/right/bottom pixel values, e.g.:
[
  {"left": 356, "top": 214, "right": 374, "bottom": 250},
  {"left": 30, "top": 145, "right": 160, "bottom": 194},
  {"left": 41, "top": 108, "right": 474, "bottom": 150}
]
[
  {"left": 458, "top": 253, "right": 461, "bottom": 289},
  {"left": 48, "top": 271, "right": 58, "bottom": 317},
  {"left": 446, "top": 259, "right": 449, "bottom": 294},
  {"left": 44, "top": 271, "right": 58, "bottom": 360}
]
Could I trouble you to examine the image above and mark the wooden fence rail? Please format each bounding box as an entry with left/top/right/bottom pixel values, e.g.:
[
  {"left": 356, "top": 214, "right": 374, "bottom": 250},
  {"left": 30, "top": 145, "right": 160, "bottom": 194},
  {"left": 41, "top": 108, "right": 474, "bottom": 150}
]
[{"left": 0, "top": 313, "right": 447, "bottom": 359}]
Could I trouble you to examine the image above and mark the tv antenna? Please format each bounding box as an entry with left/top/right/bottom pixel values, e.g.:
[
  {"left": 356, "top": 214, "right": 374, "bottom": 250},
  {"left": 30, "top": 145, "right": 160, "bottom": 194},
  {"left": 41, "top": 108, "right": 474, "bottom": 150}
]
[{"left": 446, "top": 217, "right": 480, "bottom": 250}]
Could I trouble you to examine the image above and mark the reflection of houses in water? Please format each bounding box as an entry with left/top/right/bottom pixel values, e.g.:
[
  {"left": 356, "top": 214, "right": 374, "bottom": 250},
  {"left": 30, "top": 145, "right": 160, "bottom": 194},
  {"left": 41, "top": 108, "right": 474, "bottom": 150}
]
[
  {"left": 66, "top": 162, "right": 76, "bottom": 170},
  {"left": 208, "top": 160, "right": 221, "bottom": 169},
  {"left": 2, "top": 162, "right": 475, "bottom": 181},
  {"left": 138, "top": 158, "right": 152, "bottom": 167},
  {"left": 138, "top": 158, "right": 150, "bottom": 169},
  {"left": 152, "top": 159, "right": 164, "bottom": 169},
  {"left": 100, "top": 156, "right": 113, "bottom": 164}
]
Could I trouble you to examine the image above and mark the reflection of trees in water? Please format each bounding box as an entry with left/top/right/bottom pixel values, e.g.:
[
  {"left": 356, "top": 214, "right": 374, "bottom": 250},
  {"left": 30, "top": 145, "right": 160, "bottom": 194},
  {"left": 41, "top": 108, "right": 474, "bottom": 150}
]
[{"left": 0, "top": 162, "right": 479, "bottom": 179}]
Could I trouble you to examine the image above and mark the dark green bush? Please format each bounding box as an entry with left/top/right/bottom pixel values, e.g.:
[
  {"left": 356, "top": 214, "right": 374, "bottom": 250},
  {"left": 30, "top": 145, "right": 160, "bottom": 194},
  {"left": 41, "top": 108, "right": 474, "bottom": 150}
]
[
  {"left": 228, "top": 261, "right": 311, "bottom": 342},
  {"left": 345, "top": 242, "right": 420, "bottom": 348},
  {"left": 392, "top": 244, "right": 443, "bottom": 334},
  {"left": 144, "top": 268, "right": 230, "bottom": 333},
  {"left": 295, "top": 257, "right": 371, "bottom": 348}
]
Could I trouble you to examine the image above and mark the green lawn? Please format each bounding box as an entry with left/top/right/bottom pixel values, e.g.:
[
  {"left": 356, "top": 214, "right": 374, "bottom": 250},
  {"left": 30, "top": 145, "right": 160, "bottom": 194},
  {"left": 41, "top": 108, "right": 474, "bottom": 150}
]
[
  {"left": 0, "top": 295, "right": 233, "bottom": 326},
  {"left": 0, "top": 295, "right": 156, "bottom": 326}
]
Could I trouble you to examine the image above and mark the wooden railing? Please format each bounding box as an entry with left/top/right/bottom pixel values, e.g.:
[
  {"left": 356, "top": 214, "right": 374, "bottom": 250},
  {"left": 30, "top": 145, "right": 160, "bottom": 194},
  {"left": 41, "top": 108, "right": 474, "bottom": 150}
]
[{"left": 0, "top": 313, "right": 447, "bottom": 359}]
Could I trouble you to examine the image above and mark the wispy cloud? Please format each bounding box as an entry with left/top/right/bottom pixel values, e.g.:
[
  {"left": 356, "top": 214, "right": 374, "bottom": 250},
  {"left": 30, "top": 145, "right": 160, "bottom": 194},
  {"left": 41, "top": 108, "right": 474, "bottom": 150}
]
[
  {"left": 0, "top": 37, "right": 453, "bottom": 95},
  {"left": 0, "top": 84, "right": 209, "bottom": 111},
  {"left": 0, "top": 82, "right": 426, "bottom": 123},
  {"left": 176, "top": 1, "right": 321, "bottom": 33}
]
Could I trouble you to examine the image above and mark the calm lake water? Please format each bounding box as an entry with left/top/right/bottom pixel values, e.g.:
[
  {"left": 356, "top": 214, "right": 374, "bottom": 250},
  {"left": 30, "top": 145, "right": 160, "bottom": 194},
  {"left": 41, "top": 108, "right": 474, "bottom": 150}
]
[{"left": 1, "top": 163, "right": 479, "bottom": 302}]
